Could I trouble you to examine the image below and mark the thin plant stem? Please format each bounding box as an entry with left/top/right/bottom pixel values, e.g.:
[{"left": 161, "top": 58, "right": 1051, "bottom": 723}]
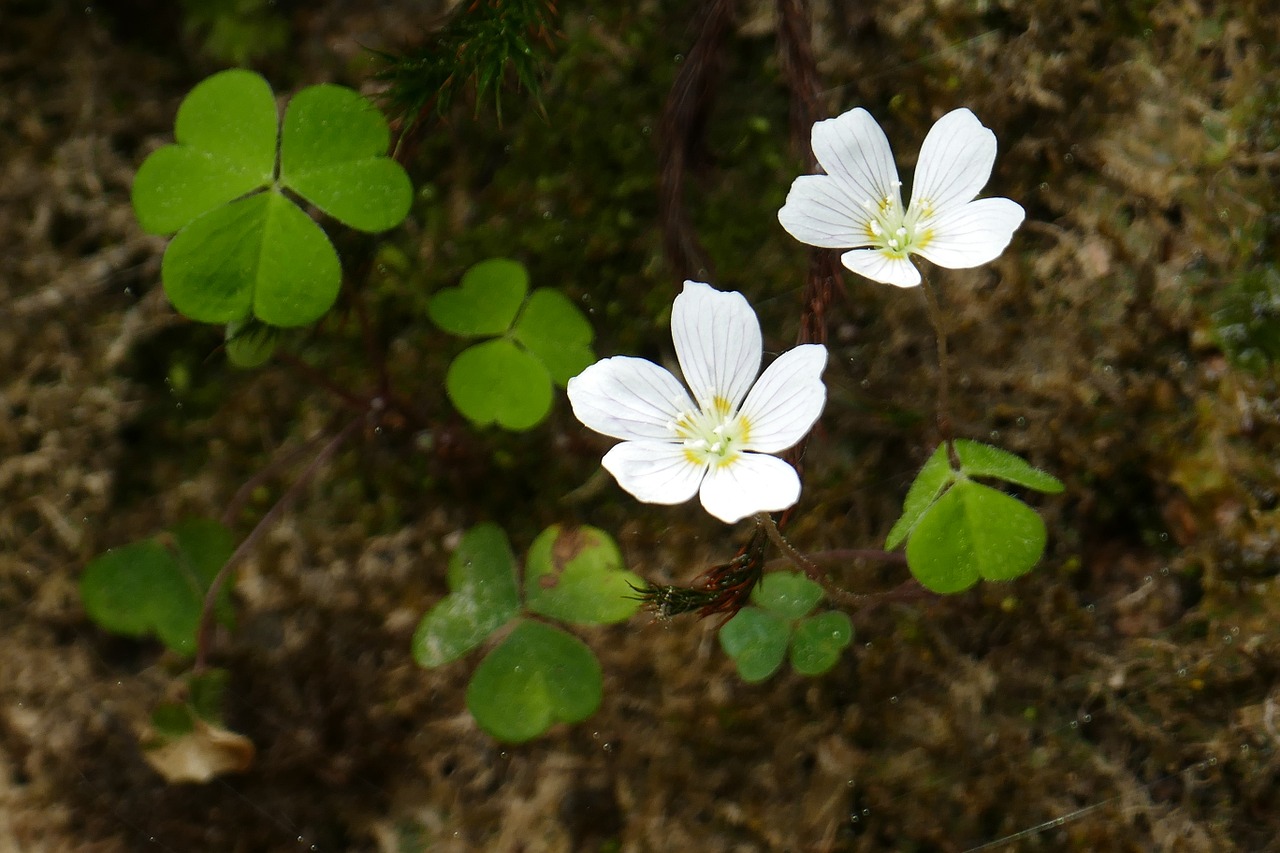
[
  {"left": 771, "top": 548, "right": 907, "bottom": 568},
  {"left": 219, "top": 430, "right": 332, "bottom": 528},
  {"left": 194, "top": 414, "right": 365, "bottom": 673},
  {"left": 754, "top": 512, "right": 866, "bottom": 606},
  {"left": 919, "top": 272, "right": 953, "bottom": 443},
  {"left": 756, "top": 511, "right": 818, "bottom": 575}
]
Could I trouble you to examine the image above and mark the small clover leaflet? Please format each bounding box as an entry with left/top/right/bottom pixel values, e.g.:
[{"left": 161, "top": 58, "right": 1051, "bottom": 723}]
[
  {"left": 412, "top": 523, "right": 639, "bottom": 742},
  {"left": 466, "top": 620, "right": 602, "bottom": 743},
  {"left": 886, "top": 440, "right": 1065, "bottom": 594},
  {"left": 80, "top": 518, "right": 236, "bottom": 656},
  {"left": 428, "top": 258, "right": 595, "bottom": 431},
  {"left": 132, "top": 69, "right": 412, "bottom": 328},
  {"left": 718, "top": 572, "right": 854, "bottom": 683}
]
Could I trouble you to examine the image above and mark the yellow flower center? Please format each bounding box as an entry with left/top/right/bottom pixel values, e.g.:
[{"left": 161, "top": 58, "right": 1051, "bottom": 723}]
[
  {"left": 862, "top": 184, "right": 935, "bottom": 258},
  {"left": 671, "top": 396, "right": 751, "bottom": 469}
]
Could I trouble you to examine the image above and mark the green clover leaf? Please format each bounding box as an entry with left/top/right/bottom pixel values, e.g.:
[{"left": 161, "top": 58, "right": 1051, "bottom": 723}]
[
  {"left": 512, "top": 289, "right": 595, "bottom": 385},
  {"left": 466, "top": 620, "right": 603, "bottom": 742},
  {"left": 80, "top": 519, "right": 236, "bottom": 656},
  {"left": 791, "top": 611, "right": 854, "bottom": 677},
  {"left": 718, "top": 572, "right": 854, "bottom": 683},
  {"left": 719, "top": 607, "right": 791, "bottom": 683},
  {"left": 279, "top": 84, "right": 412, "bottom": 232},
  {"left": 905, "top": 480, "right": 1049, "bottom": 593},
  {"left": 887, "top": 440, "right": 1064, "bottom": 593},
  {"left": 524, "top": 524, "right": 643, "bottom": 625},
  {"left": 132, "top": 69, "right": 278, "bottom": 235},
  {"left": 428, "top": 258, "right": 596, "bottom": 431},
  {"left": 445, "top": 339, "right": 553, "bottom": 431},
  {"left": 951, "top": 439, "right": 1066, "bottom": 494},
  {"left": 427, "top": 258, "right": 529, "bottom": 336},
  {"left": 412, "top": 523, "right": 520, "bottom": 668},
  {"left": 131, "top": 69, "right": 411, "bottom": 328}
]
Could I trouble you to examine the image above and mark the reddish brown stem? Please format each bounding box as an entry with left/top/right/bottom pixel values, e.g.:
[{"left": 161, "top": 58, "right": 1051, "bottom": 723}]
[{"left": 194, "top": 415, "right": 364, "bottom": 673}]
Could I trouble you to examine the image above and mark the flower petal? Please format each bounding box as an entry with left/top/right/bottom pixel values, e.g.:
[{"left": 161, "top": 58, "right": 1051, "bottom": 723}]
[
  {"left": 914, "top": 197, "right": 1025, "bottom": 269},
  {"left": 698, "top": 454, "right": 802, "bottom": 523},
  {"left": 839, "top": 248, "right": 921, "bottom": 287},
  {"left": 738, "top": 345, "right": 828, "bottom": 453},
  {"left": 810, "top": 108, "right": 901, "bottom": 210},
  {"left": 671, "top": 281, "right": 761, "bottom": 413},
  {"left": 910, "top": 108, "right": 997, "bottom": 214},
  {"left": 567, "top": 356, "right": 694, "bottom": 441},
  {"left": 601, "top": 441, "right": 704, "bottom": 506},
  {"left": 777, "top": 175, "right": 878, "bottom": 249}
]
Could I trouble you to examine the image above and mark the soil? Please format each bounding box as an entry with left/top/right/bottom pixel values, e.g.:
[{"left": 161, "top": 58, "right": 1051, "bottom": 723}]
[{"left": 2, "top": 1, "right": 1279, "bottom": 851}]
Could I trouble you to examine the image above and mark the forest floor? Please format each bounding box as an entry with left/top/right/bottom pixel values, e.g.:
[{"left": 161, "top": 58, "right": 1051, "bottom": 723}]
[{"left": 2, "top": 1, "right": 1280, "bottom": 851}]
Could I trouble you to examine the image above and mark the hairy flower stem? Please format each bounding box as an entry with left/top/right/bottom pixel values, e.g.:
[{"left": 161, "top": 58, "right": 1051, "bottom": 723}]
[
  {"left": 194, "top": 414, "right": 364, "bottom": 673},
  {"left": 919, "top": 272, "right": 954, "bottom": 444}
]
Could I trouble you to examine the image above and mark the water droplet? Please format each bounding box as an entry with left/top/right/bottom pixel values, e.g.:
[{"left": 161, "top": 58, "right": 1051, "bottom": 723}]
[
  {"left": 1223, "top": 635, "right": 1233, "bottom": 644},
  {"left": 864, "top": 642, "right": 872, "bottom": 649},
  {"left": 1085, "top": 604, "right": 1096, "bottom": 613},
  {"left": 1178, "top": 668, "right": 1187, "bottom": 677},
  {"left": 1160, "top": 566, "right": 1170, "bottom": 576},
  {"left": 1241, "top": 743, "right": 1250, "bottom": 752},
  {"left": 862, "top": 809, "right": 870, "bottom": 816},
  {"left": 674, "top": 53, "right": 684, "bottom": 62},
  {"left": 889, "top": 695, "right": 898, "bottom": 704},
  {"left": 1082, "top": 714, "right": 1092, "bottom": 723},
  {"left": 1070, "top": 721, "right": 1078, "bottom": 729},
  {"left": 1144, "top": 575, "right": 1153, "bottom": 584},
  {"left": 850, "top": 815, "right": 859, "bottom": 823},
  {"left": 846, "top": 779, "right": 855, "bottom": 788},
  {"left": 1231, "top": 626, "right": 1240, "bottom": 635},
  {"left": 1208, "top": 757, "right": 1218, "bottom": 766}
]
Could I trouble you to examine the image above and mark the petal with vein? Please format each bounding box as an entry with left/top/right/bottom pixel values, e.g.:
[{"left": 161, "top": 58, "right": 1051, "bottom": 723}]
[
  {"left": 601, "top": 441, "right": 704, "bottom": 506},
  {"left": 910, "top": 108, "right": 997, "bottom": 214},
  {"left": 778, "top": 175, "right": 878, "bottom": 249},
  {"left": 811, "top": 108, "right": 901, "bottom": 210},
  {"left": 915, "top": 197, "right": 1025, "bottom": 269},
  {"left": 698, "top": 454, "right": 802, "bottom": 524},
  {"left": 567, "top": 356, "right": 693, "bottom": 441},
  {"left": 671, "top": 281, "right": 761, "bottom": 413},
  {"left": 738, "top": 345, "right": 828, "bottom": 453},
  {"left": 839, "top": 248, "right": 921, "bottom": 287}
]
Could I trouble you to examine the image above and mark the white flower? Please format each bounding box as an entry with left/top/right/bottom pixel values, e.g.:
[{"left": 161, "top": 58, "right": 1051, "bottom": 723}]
[
  {"left": 566, "top": 281, "right": 827, "bottom": 524},
  {"left": 778, "top": 107, "right": 1025, "bottom": 288}
]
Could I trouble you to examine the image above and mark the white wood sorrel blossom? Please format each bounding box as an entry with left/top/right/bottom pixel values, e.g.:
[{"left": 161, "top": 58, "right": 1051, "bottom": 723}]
[
  {"left": 778, "top": 107, "right": 1025, "bottom": 287},
  {"left": 567, "top": 281, "right": 827, "bottom": 524}
]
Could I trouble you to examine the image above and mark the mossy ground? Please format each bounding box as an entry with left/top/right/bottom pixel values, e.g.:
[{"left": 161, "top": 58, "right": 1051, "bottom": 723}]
[{"left": 2, "top": 1, "right": 1279, "bottom": 851}]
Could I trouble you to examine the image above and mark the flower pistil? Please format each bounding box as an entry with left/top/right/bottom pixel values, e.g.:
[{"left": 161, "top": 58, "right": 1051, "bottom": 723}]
[{"left": 672, "top": 397, "right": 750, "bottom": 469}]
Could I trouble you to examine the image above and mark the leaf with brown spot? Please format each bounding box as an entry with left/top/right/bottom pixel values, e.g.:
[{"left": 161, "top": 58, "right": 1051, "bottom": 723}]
[{"left": 524, "top": 525, "right": 643, "bottom": 625}]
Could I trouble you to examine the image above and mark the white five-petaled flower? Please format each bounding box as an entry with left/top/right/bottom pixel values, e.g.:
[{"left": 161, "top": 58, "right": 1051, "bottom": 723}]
[
  {"left": 566, "top": 281, "right": 827, "bottom": 524},
  {"left": 778, "top": 107, "right": 1025, "bottom": 288}
]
